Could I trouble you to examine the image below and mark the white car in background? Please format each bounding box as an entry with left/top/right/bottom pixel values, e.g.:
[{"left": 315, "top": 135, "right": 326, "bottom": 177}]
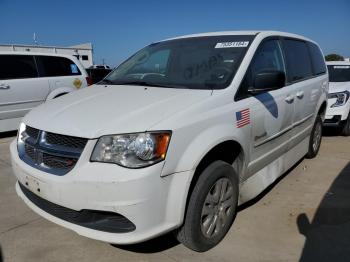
[
  {"left": 0, "top": 52, "right": 91, "bottom": 132},
  {"left": 324, "top": 61, "right": 350, "bottom": 135}
]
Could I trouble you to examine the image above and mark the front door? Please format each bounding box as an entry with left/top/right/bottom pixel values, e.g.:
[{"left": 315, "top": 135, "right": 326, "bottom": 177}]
[{"left": 235, "top": 39, "right": 295, "bottom": 177}]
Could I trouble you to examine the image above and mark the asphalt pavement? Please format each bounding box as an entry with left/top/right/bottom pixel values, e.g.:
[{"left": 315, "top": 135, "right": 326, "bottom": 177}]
[{"left": 0, "top": 129, "right": 349, "bottom": 262}]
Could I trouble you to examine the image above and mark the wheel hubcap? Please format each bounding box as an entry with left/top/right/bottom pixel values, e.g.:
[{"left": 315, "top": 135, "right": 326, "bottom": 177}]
[
  {"left": 200, "top": 178, "right": 234, "bottom": 238},
  {"left": 313, "top": 122, "right": 322, "bottom": 152}
]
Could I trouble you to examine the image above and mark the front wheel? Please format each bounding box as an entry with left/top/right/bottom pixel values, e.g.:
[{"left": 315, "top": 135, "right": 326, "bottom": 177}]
[
  {"left": 175, "top": 160, "right": 238, "bottom": 252},
  {"left": 306, "top": 115, "right": 323, "bottom": 159}
]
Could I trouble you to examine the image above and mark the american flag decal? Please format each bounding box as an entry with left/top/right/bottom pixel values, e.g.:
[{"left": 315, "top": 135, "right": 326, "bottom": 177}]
[{"left": 236, "top": 109, "right": 250, "bottom": 128}]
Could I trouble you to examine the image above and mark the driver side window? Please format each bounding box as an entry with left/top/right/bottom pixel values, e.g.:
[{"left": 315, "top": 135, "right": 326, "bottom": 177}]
[{"left": 236, "top": 39, "right": 285, "bottom": 100}]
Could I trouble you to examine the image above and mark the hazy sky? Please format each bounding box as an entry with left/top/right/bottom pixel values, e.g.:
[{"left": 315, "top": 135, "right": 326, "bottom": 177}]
[{"left": 1, "top": 0, "right": 349, "bottom": 66}]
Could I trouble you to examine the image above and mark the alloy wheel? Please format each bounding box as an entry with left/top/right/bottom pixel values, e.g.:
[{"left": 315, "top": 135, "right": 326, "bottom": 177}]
[{"left": 200, "top": 178, "right": 235, "bottom": 238}]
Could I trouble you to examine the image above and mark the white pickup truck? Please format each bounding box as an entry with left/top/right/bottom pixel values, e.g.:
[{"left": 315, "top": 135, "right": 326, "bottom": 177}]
[{"left": 11, "top": 31, "right": 328, "bottom": 251}]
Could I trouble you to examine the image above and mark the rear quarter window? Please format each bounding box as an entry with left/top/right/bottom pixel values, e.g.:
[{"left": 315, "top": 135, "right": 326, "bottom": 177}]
[
  {"left": 0, "top": 55, "right": 38, "bottom": 80},
  {"left": 308, "top": 42, "right": 327, "bottom": 76},
  {"left": 36, "top": 56, "right": 81, "bottom": 77},
  {"left": 283, "top": 39, "right": 313, "bottom": 82}
]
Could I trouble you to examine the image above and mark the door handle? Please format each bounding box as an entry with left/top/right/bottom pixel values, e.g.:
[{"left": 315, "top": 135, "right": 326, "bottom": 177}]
[
  {"left": 285, "top": 95, "right": 294, "bottom": 104},
  {"left": 296, "top": 91, "right": 304, "bottom": 99},
  {"left": 0, "top": 84, "right": 10, "bottom": 90}
]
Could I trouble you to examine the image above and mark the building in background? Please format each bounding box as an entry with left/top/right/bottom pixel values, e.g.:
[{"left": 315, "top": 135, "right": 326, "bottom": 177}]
[
  {"left": 345, "top": 58, "right": 350, "bottom": 62},
  {"left": 0, "top": 43, "right": 93, "bottom": 68}
]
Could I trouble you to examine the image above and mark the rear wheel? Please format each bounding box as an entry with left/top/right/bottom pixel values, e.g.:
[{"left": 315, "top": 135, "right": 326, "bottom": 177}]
[
  {"left": 306, "top": 115, "right": 323, "bottom": 159},
  {"left": 341, "top": 114, "right": 350, "bottom": 136},
  {"left": 175, "top": 160, "right": 238, "bottom": 252}
]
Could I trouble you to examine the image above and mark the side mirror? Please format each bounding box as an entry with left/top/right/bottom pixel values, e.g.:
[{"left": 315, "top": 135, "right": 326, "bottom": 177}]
[{"left": 248, "top": 70, "right": 286, "bottom": 94}]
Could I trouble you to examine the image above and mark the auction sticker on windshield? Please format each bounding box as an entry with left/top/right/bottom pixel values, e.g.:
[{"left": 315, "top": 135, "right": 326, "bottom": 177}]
[{"left": 215, "top": 41, "right": 249, "bottom": 48}]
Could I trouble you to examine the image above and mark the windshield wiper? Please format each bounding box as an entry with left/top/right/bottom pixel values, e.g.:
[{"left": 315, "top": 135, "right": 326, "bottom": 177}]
[
  {"left": 112, "top": 81, "right": 189, "bottom": 89},
  {"left": 98, "top": 79, "right": 116, "bottom": 84}
]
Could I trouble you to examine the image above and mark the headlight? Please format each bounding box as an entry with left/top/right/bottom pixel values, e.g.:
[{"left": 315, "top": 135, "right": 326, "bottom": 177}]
[
  {"left": 328, "top": 91, "right": 350, "bottom": 108},
  {"left": 91, "top": 131, "right": 171, "bottom": 168}
]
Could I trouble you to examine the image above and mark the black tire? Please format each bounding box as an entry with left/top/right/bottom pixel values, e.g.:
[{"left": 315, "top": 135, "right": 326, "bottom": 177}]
[
  {"left": 306, "top": 115, "right": 323, "bottom": 159},
  {"left": 341, "top": 114, "right": 350, "bottom": 136},
  {"left": 175, "top": 160, "right": 239, "bottom": 252}
]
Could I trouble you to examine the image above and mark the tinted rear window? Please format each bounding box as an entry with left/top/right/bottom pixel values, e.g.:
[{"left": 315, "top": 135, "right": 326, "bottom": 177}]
[
  {"left": 0, "top": 55, "right": 38, "bottom": 80},
  {"left": 283, "top": 39, "right": 313, "bottom": 82},
  {"left": 36, "top": 56, "right": 81, "bottom": 77},
  {"left": 308, "top": 43, "right": 327, "bottom": 76}
]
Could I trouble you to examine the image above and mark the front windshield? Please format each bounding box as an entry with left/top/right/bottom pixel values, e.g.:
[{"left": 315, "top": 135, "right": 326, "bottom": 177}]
[
  {"left": 102, "top": 35, "right": 255, "bottom": 89},
  {"left": 327, "top": 65, "right": 350, "bottom": 82}
]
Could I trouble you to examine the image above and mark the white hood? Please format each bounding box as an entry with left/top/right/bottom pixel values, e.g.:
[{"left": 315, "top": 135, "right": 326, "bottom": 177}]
[
  {"left": 329, "top": 82, "right": 350, "bottom": 93},
  {"left": 24, "top": 85, "right": 211, "bottom": 138}
]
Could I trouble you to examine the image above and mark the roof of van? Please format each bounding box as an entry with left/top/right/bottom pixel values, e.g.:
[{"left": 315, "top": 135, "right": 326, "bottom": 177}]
[
  {"left": 163, "top": 31, "right": 314, "bottom": 43},
  {"left": 0, "top": 51, "right": 78, "bottom": 59},
  {"left": 326, "top": 61, "right": 350, "bottom": 65}
]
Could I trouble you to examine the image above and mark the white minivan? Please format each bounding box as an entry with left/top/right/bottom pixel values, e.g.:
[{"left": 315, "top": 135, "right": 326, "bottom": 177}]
[
  {"left": 11, "top": 31, "right": 328, "bottom": 251},
  {"left": 324, "top": 61, "right": 350, "bottom": 135},
  {"left": 0, "top": 52, "right": 90, "bottom": 132}
]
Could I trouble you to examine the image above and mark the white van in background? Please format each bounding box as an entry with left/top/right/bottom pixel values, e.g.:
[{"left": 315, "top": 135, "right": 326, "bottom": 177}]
[
  {"left": 324, "top": 61, "right": 350, "bottom": 135},
  {"left": 0, "top": 52, "right": 91, "bottom": 132}
]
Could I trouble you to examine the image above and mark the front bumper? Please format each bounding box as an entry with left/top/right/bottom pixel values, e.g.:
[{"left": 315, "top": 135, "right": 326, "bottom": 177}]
[
  {"left": 11, "top": 140, "right": 193, "bottom": 244},
  {"left": 325, "top": 98, "right": 350, "bottom": 126}
]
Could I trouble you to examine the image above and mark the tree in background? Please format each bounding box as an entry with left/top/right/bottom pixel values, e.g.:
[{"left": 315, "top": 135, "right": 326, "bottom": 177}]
[{"left": 325, "top": 54, "right": 344, "bottom": 61}]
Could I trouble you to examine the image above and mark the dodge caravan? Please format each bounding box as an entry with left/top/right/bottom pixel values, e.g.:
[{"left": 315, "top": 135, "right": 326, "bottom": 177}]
[
  {"left": 11, "top": 31, "right": 328, "bottom": 251},
  {"left": 0, "top": 52, "right": 89, "bottom": 132},
  {"left": 324, "top": 61, "right": 350, "bottom": 135}
]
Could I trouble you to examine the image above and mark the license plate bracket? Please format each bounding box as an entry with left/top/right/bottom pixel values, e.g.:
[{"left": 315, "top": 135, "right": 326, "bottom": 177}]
[{"left": 23, "top": 175, "right": 43, "bottom": 196}]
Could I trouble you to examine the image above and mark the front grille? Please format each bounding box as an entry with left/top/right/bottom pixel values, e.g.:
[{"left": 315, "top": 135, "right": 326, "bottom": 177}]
[
  {"left": 19, "top": 182, "right": 136, "bottom": 233},
  {"left": 43, "top": 153, "right": 78, "bottom": 169},
  {"left": 24, "top": 144, "right": 36, "bottom": 161},
  {"left": 46, "top": 132, "right": 87, "bottom": 149},
  {"left": 25, "top": 126, "right": 39, "bottom": 140},
  {"left": 19, "top": 126, "right": 88, "bottom": 176}
]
